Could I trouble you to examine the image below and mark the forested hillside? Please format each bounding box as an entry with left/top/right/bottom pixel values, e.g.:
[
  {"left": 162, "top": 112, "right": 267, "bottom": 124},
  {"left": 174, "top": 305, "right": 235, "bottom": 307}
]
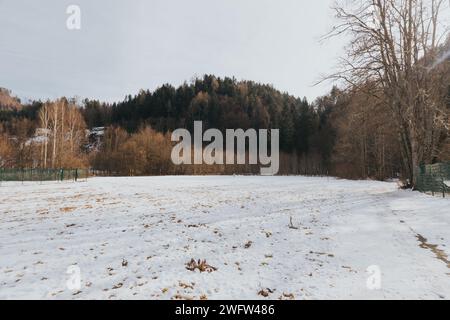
[
  {"left": 0, "top": 67, "right": 448, "bottom": 181},
  {"left": 83, "top": 75, "right": 339, "bottom": 175},
  {"left": 0, "top": 76, "right": 337, "bottom": 175},
  {"left": 0, "top": 88, "right": 22, "bottom": 111}
]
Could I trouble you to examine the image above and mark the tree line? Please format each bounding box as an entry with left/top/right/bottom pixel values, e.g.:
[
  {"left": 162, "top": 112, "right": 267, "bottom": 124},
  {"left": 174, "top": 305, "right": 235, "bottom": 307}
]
[
  {"left": 1, "top": 65, "right": 448, "bottom": 183},
  {"left": 0, "top": 76, "right": 337, "bottom": 176},
  {"left": 82, "top": 75, "right": 337, "bottom": 175}
]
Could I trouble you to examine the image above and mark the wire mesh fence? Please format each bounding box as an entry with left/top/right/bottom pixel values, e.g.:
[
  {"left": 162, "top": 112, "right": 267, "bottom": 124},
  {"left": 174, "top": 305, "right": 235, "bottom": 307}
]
[
  {"left": 416, "top": 162, "right": 450, "bottom": 197},
  {"left": 0, "top": 168, "right": 89, "bottom": 183}
]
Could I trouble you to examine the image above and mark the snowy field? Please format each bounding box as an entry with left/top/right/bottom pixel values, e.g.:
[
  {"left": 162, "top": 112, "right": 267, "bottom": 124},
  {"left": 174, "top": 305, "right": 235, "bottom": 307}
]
[{"left": 0, "top": 176, "right": 449, "bottom": 300}]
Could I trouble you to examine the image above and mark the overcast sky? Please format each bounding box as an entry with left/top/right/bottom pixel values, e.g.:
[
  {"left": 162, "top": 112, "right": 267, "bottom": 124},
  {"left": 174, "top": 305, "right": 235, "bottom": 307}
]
[{"left": 0, "top": 0, "right": 344, "bottom": 103}]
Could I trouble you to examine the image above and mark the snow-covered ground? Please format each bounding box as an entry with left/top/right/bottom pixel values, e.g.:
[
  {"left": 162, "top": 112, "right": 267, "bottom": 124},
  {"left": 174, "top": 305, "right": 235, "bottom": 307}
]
[{"left": 0, "top": 176, "right": 449, "bottom": 300}]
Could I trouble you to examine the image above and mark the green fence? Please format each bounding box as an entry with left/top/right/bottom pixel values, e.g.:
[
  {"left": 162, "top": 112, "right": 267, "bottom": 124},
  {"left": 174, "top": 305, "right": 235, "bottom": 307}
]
[
  {"left": 0, "top": 168, "right": 89, "bottom": 182},
  {"left": 416, "top": 162, "right": 450, "bottom": 197}
]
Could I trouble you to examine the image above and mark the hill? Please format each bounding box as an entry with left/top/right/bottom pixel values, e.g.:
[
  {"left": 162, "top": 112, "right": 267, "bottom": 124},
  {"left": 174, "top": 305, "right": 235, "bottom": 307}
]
[{"left": 0, "top": 88, "right": 21, "bottom": 111}]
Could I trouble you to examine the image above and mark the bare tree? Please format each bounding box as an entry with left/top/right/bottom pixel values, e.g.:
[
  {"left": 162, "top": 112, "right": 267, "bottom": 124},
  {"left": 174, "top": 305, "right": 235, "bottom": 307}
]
[
  {"left": 49, "top": 100, "right": 60, "bottom": 168},
  {"left": 0, "top": 132, "right": 13, "bottom": 168},
  {"left": 66, "top": 102, "right": 86, "bottom": 155},
  {"left": 39, "top": 99, "right": 87, "bottom": 168},
  {"left": 326, "top": 0, "right": 449, "bottom": 186},
  {"left": 38, "top": 103, "right": 50, "bottom": 168}
]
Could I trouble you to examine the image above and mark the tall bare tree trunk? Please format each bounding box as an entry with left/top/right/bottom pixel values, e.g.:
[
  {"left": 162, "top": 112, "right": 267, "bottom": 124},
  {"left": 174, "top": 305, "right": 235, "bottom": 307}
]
[
  {"left": 51, "top": 102, "right": 58, "bottom": 168},
  {"left": 38, "top": 104, "right": 50, "bottom": 168}
]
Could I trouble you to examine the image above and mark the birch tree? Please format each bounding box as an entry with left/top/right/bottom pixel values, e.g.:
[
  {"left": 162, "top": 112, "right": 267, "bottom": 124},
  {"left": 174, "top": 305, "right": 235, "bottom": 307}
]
[
  {"left": 49, "top": 100, "right": 60, "bottom": 168},
  {"left": 38, "top": 103, "right": 50, "bottom": 168}
]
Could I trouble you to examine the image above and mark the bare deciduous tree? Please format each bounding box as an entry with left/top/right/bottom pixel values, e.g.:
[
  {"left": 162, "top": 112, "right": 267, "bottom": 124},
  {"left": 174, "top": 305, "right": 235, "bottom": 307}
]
[
  {"left": 38, "top": 103, "right": 50, "bottom": 168},
  {"left": 326, "top": 0, "right": 449, "bottom": 186},
  {"left": 0, "top": 132, "right": 13, "bottom": 168},
  {"left": 39, "top": 98, "right": 87, "bottom": 169},
  {"left": 49, "top": 99, "right": 61, "bottom": 168}
]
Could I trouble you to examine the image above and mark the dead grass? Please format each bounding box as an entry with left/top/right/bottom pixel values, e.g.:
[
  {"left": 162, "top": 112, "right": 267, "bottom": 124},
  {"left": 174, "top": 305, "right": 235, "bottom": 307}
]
[
  {"left": 244, "top": 241, "right": 253, "bottom": 249},
  {"left": 186, "top": 259, "right": 217, "bottom": 273},
  {"left": 416, "top": 234, "right": 450, "bottom": 269},
  {"left": 258, "top": 288, "right": 275, "bottom": 297},
  {"left": 179, "top": 282, "right": 195, "bottom": 290}
]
